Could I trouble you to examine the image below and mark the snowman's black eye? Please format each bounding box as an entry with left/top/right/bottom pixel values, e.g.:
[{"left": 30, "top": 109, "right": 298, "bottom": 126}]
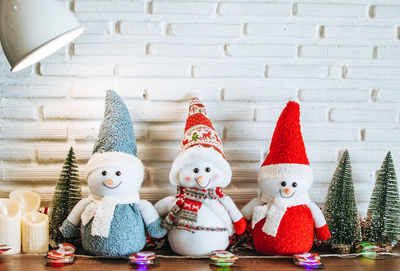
[
  {"left": 281, "top": 181, "right": 287, "bottom": 187},
  {"left": 116, "top": 171, "right": 121, "bottom": 176},
  {"left": 194, "top": 168, "right": 199, "bottom": 173},
  {"left": 205, "top": 167, "right": 211, "bottom": 172},
  {"left": 292, "top": 182, "right": 297, "bottom": 187},
  {"left": 102, "top": 170, "right": 107, "bottom": 176}
]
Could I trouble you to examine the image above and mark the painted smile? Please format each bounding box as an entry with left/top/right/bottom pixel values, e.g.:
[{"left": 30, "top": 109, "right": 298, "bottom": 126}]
[
  {"left": 196, "top": 178, "right": 211, "bottom": 189},
  {"left": 279, "top": 189, "right": 295, "bottom": 198},
  {"left": 102, "top": 181, "right": 122, "bottom": 189}
]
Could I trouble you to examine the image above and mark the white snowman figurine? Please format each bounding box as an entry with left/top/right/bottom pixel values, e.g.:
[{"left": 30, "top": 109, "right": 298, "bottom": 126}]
[
  {"left": 155, "top": 97, "right": 246, "bottom": 256},
  {"left": 241, "top": 101, "right": 330, "bottom": 255},
  {"left": 60, "top": 90, "right": 166, "bottom": 256}
]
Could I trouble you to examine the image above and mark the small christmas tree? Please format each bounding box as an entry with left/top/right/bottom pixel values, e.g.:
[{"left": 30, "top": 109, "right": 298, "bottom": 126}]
[
  {"left": 323, "top": 150, "right": 361, "bottom": 253},
  {"left": 363, "top": 151, "right": 400, "bottom": 249},
  {"left": 49, "top": 147, "right": 82, "bottom": 247}
]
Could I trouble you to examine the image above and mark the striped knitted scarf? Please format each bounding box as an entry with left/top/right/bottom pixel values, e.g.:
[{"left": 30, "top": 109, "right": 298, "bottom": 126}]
[{"left": 163, "top": 186, "right": 225, "bottom": 233}]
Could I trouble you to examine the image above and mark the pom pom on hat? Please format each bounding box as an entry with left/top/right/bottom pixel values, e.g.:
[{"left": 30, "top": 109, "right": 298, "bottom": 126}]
[
  {"left": 259, "top": 101, "right": 313, "bottom": 182},
  {"left": 169, "top": 97, "right": 231, "bottom": 187},
  {"left": 87, "top": 90, "right": 143, "bottom": 175}
]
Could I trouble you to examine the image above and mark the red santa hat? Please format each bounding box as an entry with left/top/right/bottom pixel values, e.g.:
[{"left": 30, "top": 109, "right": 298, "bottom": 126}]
[
  {"left": 169, "top": 97, "right": 232, "bottom": 187},
  {"left": 259, "top": 101, "right": 313, "bottom": 182}
]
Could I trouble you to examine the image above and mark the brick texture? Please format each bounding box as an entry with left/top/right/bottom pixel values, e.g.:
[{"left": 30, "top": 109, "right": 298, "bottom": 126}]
[{"left": 0, "top": 0, "right": 399, "bottom": 216}]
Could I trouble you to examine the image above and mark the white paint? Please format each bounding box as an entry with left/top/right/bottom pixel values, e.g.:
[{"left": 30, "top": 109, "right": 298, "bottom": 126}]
[{"left": 1, "top": 0, "right": 400, "bottom": 219}]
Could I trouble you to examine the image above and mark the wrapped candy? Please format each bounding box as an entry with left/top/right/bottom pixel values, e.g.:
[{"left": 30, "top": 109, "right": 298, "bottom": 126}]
[
  {"left": 47, "top": 243, "right": 75, "bottom": 266},
  {"left": 0, "top": 245, "right": 11, "bottom": 255},
  {"left": 129, "top": 251, "right": 156, "bottom": 265},
  {"left": 293, "top": 253, "right": 324, "bottom": 269},
  {"left": 355, "top": 242, "right": 385, "bottom": 260},
  {"left": 210, "top": 250, "right": 238, "bottom": 267}
]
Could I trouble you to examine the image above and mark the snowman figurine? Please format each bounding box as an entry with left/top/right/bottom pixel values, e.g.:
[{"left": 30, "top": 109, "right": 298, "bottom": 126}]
[
  {"left": 242, "top": 101, "right": 331, "bottom": 255},
  {"left": 60, "top": 90, "right": 166, "bottom": 256},
  {"left": 155, "top": 97, "right": 246, "bottom": 256}
]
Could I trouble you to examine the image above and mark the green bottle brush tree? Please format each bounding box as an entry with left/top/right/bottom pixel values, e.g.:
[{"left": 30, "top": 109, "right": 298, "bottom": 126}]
[
  {"left": 323, "top": 150, "right": 361, "bottom": 253},
  {"left": 363, "top": 151, "right": 400, "bottom": 251},
  {"left": 49, "top": 147, "right": 82, "bottom": 248}
]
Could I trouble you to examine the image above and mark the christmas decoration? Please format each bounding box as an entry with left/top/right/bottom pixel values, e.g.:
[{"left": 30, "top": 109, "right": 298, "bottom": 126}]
[
  {"left": 355, "top": 242, "right": 385, "bottom": 260},
  {"left": 241, "top": 101, "right": 330, "bottom": 256},
  {"left": 154, "top": 97, "right": 246, "bottom": 256},
  {"left": 363, "top": 151, "right": 400, "bottom": 249},
  {"left": 210, "top": 250, "right": 238, "bottom": 266},
  {"left": 49, "top": 147, "right": 82, "bottom": 248},
  {"left": 9, "top": 190, "right": 40, "bottom": 214},
  {"left": 60, "top": 90, "right": 167, "bottom": 256},
  {"left": 323, "top": 150, "right": 361, "bottom": 253},
  {"left": 0, "top": 245, "right": 11, "bottom": 254},
  {"left": 293, "top": 253, "right": 324, "bottom": 269},
  {"left": 0, "top": 198, "right": 22, "bottom": 254},
  {"left": 47, "top": 243, "right": 76, "bottom": 266},
  {"left": 129, "top": 251, "right": 156, "bottom": 265},
  {"left": 21, "top": 211, "right": 49, "bottom": 253}
]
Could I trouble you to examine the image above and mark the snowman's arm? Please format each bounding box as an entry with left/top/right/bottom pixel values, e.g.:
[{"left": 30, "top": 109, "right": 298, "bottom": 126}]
[
  {"left": 306, "top": 202, "right": 327, "bottom": 228},
  {"left": 154, "top": 196, "right": 177, "bottom": 218},
  {"left": 138, "top": 200, "right": 168, "bottom": 238},
  {"left": 306, "top": 202, "right": 331, "bottom": 241},
  {"left": 219, "top": 196, "right": 243, "bottom": 222},
  {"left": 241, "top": 197, "right": 263, "bottom": 221},
  {"left": 59, "top": 198, "right": 92, "bottom": 238},
  {"left": 219, "top": 196, "right": 247, "bottom": 235}
]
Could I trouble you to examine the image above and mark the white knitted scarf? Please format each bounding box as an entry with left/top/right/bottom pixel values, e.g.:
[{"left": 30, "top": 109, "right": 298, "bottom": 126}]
[
  {"left": 81, "top": 193, "right": 140, "bottom": 238},
  {"left": 252, "top": 193, "right": 311, "bottom": 237}
]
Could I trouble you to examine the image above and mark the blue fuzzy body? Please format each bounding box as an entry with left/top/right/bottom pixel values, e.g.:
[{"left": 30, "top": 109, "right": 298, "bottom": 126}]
[
  {"left": 60, "top": 202, "right": 167, "bottom": 256},
  {"left": 81, "top": 203, "right": 146, "bottom": 257}
]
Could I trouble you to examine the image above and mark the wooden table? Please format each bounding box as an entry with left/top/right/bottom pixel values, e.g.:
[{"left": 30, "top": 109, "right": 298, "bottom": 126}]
[{"left": 1, "top": 254, "right": 400, "bottom": 271}]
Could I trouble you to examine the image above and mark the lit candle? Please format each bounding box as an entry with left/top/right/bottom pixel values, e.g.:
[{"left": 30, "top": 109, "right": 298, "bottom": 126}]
[
  {"left": 9, "top": 190, "right": 41, "bottom": 214},
  {"left": 0, "top": 199, "right": 22, "bottom": 254},
  {"left": 21, "top": 211, "right": 49, "bottom": 253}
]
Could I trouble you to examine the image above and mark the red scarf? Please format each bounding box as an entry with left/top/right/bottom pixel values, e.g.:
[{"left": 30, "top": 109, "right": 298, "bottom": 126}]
[{"left": 163, "top": 186, "right": 225, "bottom": 233}]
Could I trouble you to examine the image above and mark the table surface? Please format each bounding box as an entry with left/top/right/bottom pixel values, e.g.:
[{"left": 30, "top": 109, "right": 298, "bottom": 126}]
[{"left": 1, "top": 254, "right": 400, "bottom": 271}]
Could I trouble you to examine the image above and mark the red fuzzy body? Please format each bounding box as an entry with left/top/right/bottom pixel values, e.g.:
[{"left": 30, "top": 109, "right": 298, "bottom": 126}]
[{"left": 252, "top": 204, "right": 315, "bottom": 255}]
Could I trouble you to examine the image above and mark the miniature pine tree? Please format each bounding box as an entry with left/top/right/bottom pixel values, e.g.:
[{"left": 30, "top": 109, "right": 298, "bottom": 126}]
[
  {"left": 364, "top": 151, "right": 400, "bottom": 247},
  {"left": 323, "top": 150, "right": 361, "bottom": 252},
  {"left": 49, "top": 147, "right": 82, "bottom": 247}
]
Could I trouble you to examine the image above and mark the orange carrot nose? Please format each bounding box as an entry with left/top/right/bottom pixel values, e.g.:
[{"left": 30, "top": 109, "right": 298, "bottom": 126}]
[
  {"left": 106, "top": 179, "right": 114, "bottom": 185},
  {"left": 284, "top": 188, "right": 290, "bottom": 195},
  {"left": 197, "top": 176, "right": 204, "bottom": 183}
]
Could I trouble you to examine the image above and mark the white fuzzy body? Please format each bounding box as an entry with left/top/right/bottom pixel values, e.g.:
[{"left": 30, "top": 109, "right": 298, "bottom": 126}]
[
  {"left": 160, "top": 198, "right": 232, "bottom": 256},
  {"left": 155, "top": 148, "right": 241, "bottom": 256}
]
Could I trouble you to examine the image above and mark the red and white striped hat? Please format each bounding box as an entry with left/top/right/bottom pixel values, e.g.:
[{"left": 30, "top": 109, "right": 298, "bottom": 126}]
[
  {"left": 169, "top": 97, "right": 231, "bottom": 187},
  {"left": 259, "top": 101, "right": 313, "bottom": 182}
]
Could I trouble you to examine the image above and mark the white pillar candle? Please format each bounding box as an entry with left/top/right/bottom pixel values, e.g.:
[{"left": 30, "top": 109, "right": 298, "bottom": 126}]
[
  {"left": 0, "top": 199, "right": 22, "bottom": 254},
  {"left": 21, "top": 211, "right": 49, "bottom": 253},
  {"left": 9, "top": 190, "right": 41, "bottom": 214}
]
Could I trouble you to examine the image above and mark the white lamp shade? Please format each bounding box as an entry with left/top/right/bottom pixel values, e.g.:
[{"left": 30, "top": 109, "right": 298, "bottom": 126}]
[{"left": 0, "top": 0, "right": 84, "bottom": 72}]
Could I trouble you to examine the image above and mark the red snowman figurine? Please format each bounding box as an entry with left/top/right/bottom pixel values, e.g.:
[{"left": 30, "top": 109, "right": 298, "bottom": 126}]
[{"left": 242, "top": 101, "right": 331, "bottom": 255}]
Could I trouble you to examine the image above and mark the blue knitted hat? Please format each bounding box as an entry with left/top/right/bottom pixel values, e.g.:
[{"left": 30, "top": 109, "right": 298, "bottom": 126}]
[
  {"left": 93, "top": 90, "right": 137, "bottom": 156},
  {"left": 87, "top": 90, "right": 143, "bottom": 175}
]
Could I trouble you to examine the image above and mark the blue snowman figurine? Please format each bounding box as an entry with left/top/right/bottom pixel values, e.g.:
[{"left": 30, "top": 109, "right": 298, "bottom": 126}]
[{"left": 60, "top": 90, "right": 166, "bottom": 256}]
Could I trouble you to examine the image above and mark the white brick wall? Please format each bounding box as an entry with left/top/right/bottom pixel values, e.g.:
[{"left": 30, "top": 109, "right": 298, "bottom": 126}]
[{"left": 1, "top": 0, "right": 400, "bottom": 218}]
